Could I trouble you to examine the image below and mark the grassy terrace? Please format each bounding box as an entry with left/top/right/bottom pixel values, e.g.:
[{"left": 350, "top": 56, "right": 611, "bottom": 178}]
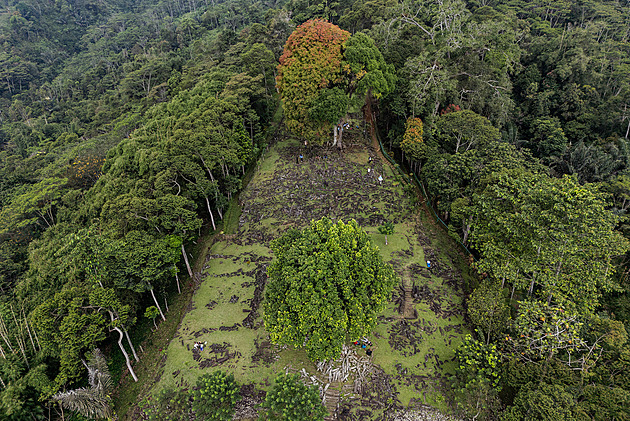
[{"left": 147, "top": 131, "right": 470, "bottom": 419}]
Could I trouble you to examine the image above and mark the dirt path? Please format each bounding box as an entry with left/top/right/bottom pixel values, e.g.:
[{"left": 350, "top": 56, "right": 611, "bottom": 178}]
[{"left": 365, "top": 97, "right": 388, "bottom": 164}]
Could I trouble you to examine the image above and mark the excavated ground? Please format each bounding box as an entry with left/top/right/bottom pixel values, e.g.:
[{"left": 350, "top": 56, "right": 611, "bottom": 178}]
[{"left": 151, "top": 127, "right": 468, "bottom": 420}]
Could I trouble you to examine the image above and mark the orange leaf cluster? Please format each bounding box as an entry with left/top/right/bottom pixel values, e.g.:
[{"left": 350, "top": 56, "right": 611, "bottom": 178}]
[
  {"left": 276, "top": 20, "right": 350, "bottom": 140},
  {"left": 402, "top": 117, "right": 424, "bottom": 146}
]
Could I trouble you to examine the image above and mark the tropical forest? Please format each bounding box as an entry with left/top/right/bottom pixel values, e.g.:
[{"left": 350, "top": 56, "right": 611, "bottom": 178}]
[{"left": 0, "top": 0, "right": 629, "bottom": 420}]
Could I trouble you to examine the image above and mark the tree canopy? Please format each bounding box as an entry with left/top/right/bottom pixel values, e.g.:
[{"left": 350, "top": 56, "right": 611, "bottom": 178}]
[
  {"left": 263, "top": 217, "right": 397, "bottom": 361},
  {"left": 277, "top": 19, "right": 350, "bottom": 142},
  {"left": 469, "top": 171, "right": 629, "bottom": 315},
  {"left": 277, "top": 19, "right": 395, "bottom": 146}
]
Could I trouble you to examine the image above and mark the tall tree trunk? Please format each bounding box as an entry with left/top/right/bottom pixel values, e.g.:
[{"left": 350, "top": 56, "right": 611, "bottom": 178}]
[
  {"left": 175, "top": 272, "right": 181, "bottom": 294},
  {"left": 181, "top": 243, "right": 194, "bottom": 279},
  {"left": 113, "top": 327, "right": 138, "bottom": 382},
  {"left": 197, "top": 154, "right": 215, "bottom": 181},
  {"left": 10, "top": 306, "right": 28, "bottom": 367},
  {"left": 124, "top": 329, "right": 139, "bottom": 362},
  {"left": 23, "top": 313, "right": 37, "bottom": 353},
  {"left": 0, "top": 318, "right": 13, "bottom": 353},
  {"left": 205, "top": 197, "right": 216, "bottom": 231},
  {"left": 149, "top": 288, "right": 166, "bottom": 321}
]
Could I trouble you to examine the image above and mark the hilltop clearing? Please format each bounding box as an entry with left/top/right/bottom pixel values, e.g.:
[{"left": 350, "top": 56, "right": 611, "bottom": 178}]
[{"left": 138, "top": 129, "right": 469, "bottom": 420}]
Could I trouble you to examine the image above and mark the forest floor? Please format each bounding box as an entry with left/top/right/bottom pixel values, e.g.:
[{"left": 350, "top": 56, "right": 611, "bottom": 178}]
[{"left": 136, "top": 128, "right": 470, "bottom": 420}]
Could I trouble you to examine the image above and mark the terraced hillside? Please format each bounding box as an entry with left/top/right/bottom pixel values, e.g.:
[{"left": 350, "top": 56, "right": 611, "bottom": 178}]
[{"left": 148, "top": 128, "right": 469, "bottom": 420}]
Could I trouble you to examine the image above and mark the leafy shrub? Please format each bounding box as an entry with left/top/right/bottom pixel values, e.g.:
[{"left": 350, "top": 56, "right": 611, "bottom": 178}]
[
  {"left": 262, "top": 373, "right": 326, "bottom": 421},
  {"left": 192, "top": 371, "right": 240, "bottom": 421},
  {"left": 452, "top": 334, "right": 502, "bottom": 418}
]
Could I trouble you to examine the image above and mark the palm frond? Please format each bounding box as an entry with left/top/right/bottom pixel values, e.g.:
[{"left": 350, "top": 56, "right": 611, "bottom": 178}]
[
  {"left": 53, "top": 387, "right": 112, "bottom": 419},
  {"left": 53, "top": 348, "right": 114, "bottom": 419}
]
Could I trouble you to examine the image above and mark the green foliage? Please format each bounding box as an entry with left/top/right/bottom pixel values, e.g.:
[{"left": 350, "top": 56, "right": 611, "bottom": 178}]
[
  {"left": 262, "top": 373, "right": 327, "bottom": 421},
  {"left": 505, "top": 301, "right": 587, "bottom": 366},
  {"left": 455, "top": 334, "right": 501, "bottom": 390},
  {"left": 192, "top": 371, "right": 240, "bottom": 421},
  {"left": 0, "top": 0, "right": 281, "bottom": 416},
  {"left": 577, "top": 383, "right": 630, "bottom": 420},
  {"left": 264, "top": 218, "right": 397, "bottom": 361},
  {"left": 378, "top": 221, "right": 394, "bottom": 236},
  {"left": 502, "top": 382, "right": 581, "bottom": 421},
  {"left": 2, "top": 0, "right": 630, "bottom": 418},
  {"left": 422, "top": 140, "right": 542, "bottom": 239},
  {"left": 452, "top": 334, "right": 502, "bottom": 419},
  {"left": 31, "top": 287, "right": 107, "bottom": 396},
  {"left": 470, "top": 171, "right": 629, "bottom": 315},
  {"left": 434, "top": 110, "right": 500, "bottom": 154},
  {"left": 468, "top": 280, "right": 510, "bottom": 344},
  {"left": 144, "top": 307, "right": 159, "bottom": 322},
  {"left": 378, "top": 221, "right": 395, "bottom": 245},
  {"left": 342, "top": 32, "right": 396, "bottom": 99},
  {"left": 277, "top": 20, "right": 394, "bottom": 143},
  {"left": 528, "top": 117, "right": 568, "bottom": 160},
  {"left": 288, "top": 0, "right": 353, "bottom": 25},
  {"left": 393, "top": 1, "right": 521, "bottom": 124},
  {"left": 141, "top": 388, "right": 192, "bottom": 420},
  {"left": 0, "top": 178, "right": 67, "bottom": 235},
  {"left": 52, "top": 349, "right": 114, "bottom": 419},
  {"left": 309, "top": 88, "right": 349, "bottom": 125}
]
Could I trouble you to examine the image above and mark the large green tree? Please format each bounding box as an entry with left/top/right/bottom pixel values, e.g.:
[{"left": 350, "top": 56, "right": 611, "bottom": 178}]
[
  {"left": 263, "top": 218, "right": 397, "bottom": 361},
  {"left": 30, "top": 287, "right": 107, "bottom": 396},
  {"left": 469, "top": 171, "right": 629, "bottom": 315}
]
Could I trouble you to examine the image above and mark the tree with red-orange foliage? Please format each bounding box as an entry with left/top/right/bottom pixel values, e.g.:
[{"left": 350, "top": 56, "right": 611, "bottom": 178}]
[
  {"left": 277, "top": 19, "right": 350, "bottom": 143},
  {"left": 277, "top": 20, "right": 395, "bottom": 147},
  {"left": 400, "top": 117, "right": 428, "bottom": 172}
]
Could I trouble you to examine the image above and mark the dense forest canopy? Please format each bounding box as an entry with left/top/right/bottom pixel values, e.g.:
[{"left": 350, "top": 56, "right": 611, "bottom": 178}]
[{"left": 0, "top": 0, "right": 628, "bottom": 419}]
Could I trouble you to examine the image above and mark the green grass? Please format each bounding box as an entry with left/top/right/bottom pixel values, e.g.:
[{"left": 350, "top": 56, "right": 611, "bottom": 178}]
[{"left": 139, "top": 135, "right": 472, "bottom": 419}]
